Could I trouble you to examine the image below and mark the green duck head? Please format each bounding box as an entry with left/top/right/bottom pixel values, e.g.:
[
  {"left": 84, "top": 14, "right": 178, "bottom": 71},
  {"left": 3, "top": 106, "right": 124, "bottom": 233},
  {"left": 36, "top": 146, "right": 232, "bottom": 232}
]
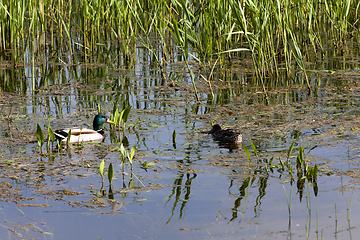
[{"left": 93, "top": 114, "right": 115, "bottom": 131}]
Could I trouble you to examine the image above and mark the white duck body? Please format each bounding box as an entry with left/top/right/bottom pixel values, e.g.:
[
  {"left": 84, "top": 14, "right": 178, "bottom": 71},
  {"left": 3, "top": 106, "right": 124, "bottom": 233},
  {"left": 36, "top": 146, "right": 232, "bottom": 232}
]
[
  {"left": 54, "top": 114, "right": 115, "bottom": 143},
  {"left": 54, "top": 127, "right": 105, "bottom": 143}
]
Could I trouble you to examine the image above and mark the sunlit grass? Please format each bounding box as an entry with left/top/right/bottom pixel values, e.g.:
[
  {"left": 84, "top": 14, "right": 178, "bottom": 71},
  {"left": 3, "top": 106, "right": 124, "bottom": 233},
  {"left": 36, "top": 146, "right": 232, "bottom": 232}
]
[
  {"left": 1, "top": 0, "right": 358, "bottom": 97},
  {"left": 0, "top": 1, "right": 356, "bottom": 58}
]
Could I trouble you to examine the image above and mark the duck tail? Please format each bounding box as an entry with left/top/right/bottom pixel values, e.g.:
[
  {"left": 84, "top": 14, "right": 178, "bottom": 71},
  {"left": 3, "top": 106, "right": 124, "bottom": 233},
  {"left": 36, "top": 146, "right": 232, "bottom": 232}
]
[{"left": 54, "top": 130, "right": 68, "bottom": 140}]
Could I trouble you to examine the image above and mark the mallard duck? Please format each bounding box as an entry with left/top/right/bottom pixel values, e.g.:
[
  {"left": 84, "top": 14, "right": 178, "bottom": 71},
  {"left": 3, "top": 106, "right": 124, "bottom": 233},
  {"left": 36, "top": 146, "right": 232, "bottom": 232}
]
[
  {"left": 54, "top": 114, "right": 115, "bottom": 143},
  {"left": 205, "top": 124, "right": 242, "bottom": 143}
]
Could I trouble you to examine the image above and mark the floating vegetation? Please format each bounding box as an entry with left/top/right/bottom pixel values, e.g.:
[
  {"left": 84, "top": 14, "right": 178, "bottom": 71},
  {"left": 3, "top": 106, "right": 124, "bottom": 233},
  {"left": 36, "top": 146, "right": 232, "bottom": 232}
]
[{"left": 140, "top": 161, "right": 157, "bottom": 170}]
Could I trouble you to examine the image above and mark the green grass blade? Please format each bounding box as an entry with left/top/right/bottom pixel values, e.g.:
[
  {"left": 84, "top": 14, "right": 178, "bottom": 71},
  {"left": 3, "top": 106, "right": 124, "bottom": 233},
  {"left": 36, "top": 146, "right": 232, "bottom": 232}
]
[
  {"left": 287, "top": 142, "right": 296, "bottom": 162},
  {"left": 66, "top": 129, "right": 72, "bottom": 145},
  {"left": 243, "top": 143, "right": 251, "bottom": 164}
]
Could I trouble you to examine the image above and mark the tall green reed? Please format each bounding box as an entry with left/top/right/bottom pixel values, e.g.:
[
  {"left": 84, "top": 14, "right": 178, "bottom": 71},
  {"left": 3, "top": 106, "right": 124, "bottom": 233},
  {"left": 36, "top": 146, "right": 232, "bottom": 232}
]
[{"left": 1, "top": 0, "right": 359, "bottom": 91}]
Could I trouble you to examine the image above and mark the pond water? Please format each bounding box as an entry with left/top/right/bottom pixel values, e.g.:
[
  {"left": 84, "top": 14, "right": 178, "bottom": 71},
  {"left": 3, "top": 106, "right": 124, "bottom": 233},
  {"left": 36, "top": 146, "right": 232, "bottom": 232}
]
[{"left": 0, "top": 40, "right": 360, "bottom": 239}]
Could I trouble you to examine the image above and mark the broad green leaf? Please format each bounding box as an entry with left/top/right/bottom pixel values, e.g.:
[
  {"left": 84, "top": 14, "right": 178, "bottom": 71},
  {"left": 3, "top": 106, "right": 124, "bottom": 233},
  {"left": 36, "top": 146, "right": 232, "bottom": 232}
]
[
  {"left": 129, "top": 146, "right": 136, "bottom": 162},
  {"left": 123, "top": 106, "right": 132, "bottom": 123},
  {"left": 36, "top": 124, "right": 44, "bottom": 148},
  {"left": 99, "top": 159, "right": 105, "bottom": 177},
  {"left": 114, "top": 109, "right": 120, "bottom": 126},
  {"left": 108, "top": 163, "right": 113, "bottom": 184},
  {"left": 119, "top": 143, "right": 127, "bottom": 157},
  {"left": 313, "top": 164, "right": 318, "bottom": 180}
]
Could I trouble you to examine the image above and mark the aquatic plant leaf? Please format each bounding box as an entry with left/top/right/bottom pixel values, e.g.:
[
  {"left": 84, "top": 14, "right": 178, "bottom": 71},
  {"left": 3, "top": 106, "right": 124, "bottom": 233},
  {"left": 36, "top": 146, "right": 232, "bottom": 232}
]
[
  {"left": 141, "top": 161, "right": 156, "bottom": 169},
  {"left": 264, "top": 163, "right": 269, "bottom": 173},
  {"left": 133, "top": 119, "right": 140, "bottom": 129},
  {"left": 299, "top": 146, "right": 304, "bottom": 162},
  {"left": 243, "top": 143, "right": 251, "bottom": 164},
  {"left": 135, "top": 199, "right": 148, "bottom": 202},
  {"left": 45, "top": 125, "right": 54, "bottom": 150},
  {"left": 313, "top": 164, "right": 318, "bottom": 180},
  {"left": 129, "top": 146, "right": 136, "bottom": 163},
  {"left": 36, "top": 124, "right": 44, "bottom": 148},
  {"left": 287, "top": 142, "right": 295, "bottom": 162},
  {"left": 46, "top": 125, "right": 55, "bottom": 142},
  {"left": 66, "top": 129, "right": 72, "bottom": 145},
  {"left": 123, "top": 106, "right": 132, "bottom": 123},
  {"left": 279, "top": 158, "right": 285, "bottom": 171},
  {"left": 288, "top": 166, "right": 293, "bottom": 175},
  {"left": 249, "top": 140, "right": 258, "bottom": 158},
  {"left": 99, "top": 159, "right": 105, "bottom": 177},
  {"left": 91, "top": 190, "right": 104, "bottom": 198},
  {"left": 172, "top": 130, "right": 176, "bottom": 144},
  {"left": 296, "top": 155, "right": 301, "bottom": 169},
  {"left": 114, "top": 109, "right": 120, "bottom": 127},
  {"left": 269, "top": 156, "right": 274, "bottom": 166},
  {"left": 119, "top": 109, "right": 125, "bottom": 126},
  {"left": 119, "top": 143, "right": 127, "bottom": 163},
  {"left": 119, "top": 143, "right": 127, "bottom": 156},
  {"left": 296, "top": 146, "right": 304, "bottom": 169},
  {"left": 108, "top": 163, "right": 113, "bottom": 184}
]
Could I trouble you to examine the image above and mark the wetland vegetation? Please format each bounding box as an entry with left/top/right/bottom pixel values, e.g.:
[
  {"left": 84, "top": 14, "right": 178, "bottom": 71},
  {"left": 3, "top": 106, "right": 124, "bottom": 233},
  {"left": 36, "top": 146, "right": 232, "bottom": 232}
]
[{"left": 0, "top": 0, "right": 359, "bottom": 239}]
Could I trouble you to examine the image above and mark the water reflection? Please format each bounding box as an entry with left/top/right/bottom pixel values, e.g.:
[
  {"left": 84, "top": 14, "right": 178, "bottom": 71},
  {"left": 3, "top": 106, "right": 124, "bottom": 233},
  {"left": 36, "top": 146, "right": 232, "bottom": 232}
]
[{"left": 165, "top": 173, "right": 197, "bottom": 224}]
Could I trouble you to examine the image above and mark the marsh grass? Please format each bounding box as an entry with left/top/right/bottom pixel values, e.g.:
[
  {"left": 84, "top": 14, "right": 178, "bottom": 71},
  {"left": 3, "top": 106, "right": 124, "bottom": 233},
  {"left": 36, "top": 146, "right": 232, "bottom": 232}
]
[
  {"left": 1, "top": 0, "right": 358, "bottom": 96},
  {"left": 245, "top": 141, "right": 319, "bottom": 198}
]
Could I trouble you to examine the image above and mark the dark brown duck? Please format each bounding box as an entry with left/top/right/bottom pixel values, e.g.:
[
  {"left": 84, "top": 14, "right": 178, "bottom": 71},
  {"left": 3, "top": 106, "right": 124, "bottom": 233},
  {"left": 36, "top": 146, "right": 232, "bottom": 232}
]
[{"left": 206, "top": 124, "right": 242, "bottom": 143}]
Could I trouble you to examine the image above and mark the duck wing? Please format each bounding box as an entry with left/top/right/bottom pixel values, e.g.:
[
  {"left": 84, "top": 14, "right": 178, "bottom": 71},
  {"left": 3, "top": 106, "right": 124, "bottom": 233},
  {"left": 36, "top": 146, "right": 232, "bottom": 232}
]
[{"left": 222, "top": 129, "right": 240, "bottom": 136}]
